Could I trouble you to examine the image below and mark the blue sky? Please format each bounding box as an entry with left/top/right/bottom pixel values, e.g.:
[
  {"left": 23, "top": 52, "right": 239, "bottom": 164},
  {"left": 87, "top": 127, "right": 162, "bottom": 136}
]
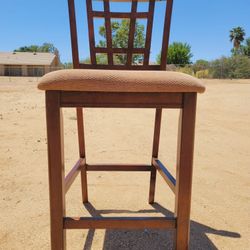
[{"left": 0, "top": 0, "right": 250, "bottom": 63}]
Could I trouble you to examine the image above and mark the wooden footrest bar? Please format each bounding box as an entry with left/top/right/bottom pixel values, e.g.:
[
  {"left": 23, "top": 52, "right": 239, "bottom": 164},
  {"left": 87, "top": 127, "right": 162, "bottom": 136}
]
[
  {"left": 86, "top": 164, "right": 151, "bottom": 172},
  {"left": 152, "top": 158, "right": 176, "bottom": 194},
  {"left": 64, "top": 217, "right": 176, "bottom": 229},
  {"left": 65, "top": 161, "right": 152, "bottom": 194}
]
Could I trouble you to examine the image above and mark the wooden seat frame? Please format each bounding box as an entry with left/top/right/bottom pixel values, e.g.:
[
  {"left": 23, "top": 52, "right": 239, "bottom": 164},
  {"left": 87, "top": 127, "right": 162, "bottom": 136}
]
[{"left": 45, "top": 0, "right": 198, "bottom": 249}]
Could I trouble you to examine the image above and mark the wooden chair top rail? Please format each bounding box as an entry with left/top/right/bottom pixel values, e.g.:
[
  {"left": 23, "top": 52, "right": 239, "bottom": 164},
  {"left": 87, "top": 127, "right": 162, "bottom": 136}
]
[
  {"left": 91, "top": 0, "right": 166, "bottom": 2},
  {"left": 68, "top": 0, "right": 173, "bottom": 70}
]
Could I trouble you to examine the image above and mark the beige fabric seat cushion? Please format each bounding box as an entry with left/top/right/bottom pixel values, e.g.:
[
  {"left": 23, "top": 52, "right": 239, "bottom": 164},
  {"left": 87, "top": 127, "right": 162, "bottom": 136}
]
[{"left": 38, "top": 69, "right": 205, "bottom": 93}]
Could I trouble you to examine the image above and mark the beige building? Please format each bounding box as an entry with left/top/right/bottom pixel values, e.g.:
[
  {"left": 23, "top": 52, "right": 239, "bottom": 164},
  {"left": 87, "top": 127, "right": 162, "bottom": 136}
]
[{"left": 0, "top": 52, "right": 60, "bottom": 76}]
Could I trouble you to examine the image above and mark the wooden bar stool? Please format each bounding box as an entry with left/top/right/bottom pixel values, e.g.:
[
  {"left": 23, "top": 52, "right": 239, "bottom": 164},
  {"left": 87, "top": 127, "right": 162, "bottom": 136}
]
[{"left": 38, "top": 0, "right": 205, "bottom": 249}]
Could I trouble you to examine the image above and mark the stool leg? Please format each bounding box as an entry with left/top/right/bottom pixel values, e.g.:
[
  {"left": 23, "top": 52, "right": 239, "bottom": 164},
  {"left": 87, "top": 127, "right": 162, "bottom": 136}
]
[
  {"left": 149, "top": 108, "right": 162, "bottom": 204},
  {"left": 76, "top": 108, "right": 88, "bottom": 203},
  {"left": 46, "top": 91, "right": 66, "bottom": 250},
  {"left": 175, "top": 93, "right": 197, "bottom": 250}
]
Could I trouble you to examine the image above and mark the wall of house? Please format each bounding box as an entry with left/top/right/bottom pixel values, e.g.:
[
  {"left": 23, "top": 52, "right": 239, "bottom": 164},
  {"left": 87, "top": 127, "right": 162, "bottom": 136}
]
[
  {"left": 28, "top": 65, "right": 46, "bottom": 76},
  {"left": 44, "top": 66, "right": 50, "bottom": 74},
  {"left": 22, "top": 65, "right": 28, "bottom": 76},
  {"left": 3, "top": 65, "right": 22, "bottom": 76},
  {"left": 0, "top": 57, "right": 60, "bottom": 77},
  {"left": 0, "top": 65, "right": 4, "bottom": 76}
]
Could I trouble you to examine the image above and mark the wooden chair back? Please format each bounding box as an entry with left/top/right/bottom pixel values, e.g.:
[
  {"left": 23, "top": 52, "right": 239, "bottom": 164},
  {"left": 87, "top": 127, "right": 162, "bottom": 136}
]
[{"left": 68, "top": 0, "right": 173, "bottom": 70}]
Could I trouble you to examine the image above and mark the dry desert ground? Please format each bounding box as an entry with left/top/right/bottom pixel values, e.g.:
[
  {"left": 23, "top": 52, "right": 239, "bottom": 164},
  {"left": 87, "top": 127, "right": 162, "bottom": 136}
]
[{"left": 0, "top": 77, "right": 250, "bottom": 249}]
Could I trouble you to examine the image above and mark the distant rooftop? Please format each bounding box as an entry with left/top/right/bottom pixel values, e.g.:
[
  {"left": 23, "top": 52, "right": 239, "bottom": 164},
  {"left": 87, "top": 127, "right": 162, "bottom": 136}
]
[{"left": 0, "top": 52, "right": 56, "bottom": 66}]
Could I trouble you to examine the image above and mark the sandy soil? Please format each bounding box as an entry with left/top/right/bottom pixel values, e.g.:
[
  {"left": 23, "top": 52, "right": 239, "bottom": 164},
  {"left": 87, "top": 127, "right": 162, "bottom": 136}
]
[{"left": 0, "top": 77, "right": 249, "bottom": 250}]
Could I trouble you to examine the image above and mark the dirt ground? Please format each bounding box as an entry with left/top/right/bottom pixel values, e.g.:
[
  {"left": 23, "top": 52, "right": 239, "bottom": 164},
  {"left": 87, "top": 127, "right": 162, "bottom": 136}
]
[{"left": 0, "top": 77, "right": 249, "bottom": 250}]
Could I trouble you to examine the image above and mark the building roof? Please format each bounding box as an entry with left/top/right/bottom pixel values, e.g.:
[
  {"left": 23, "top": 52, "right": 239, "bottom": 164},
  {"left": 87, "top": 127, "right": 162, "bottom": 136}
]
[{"left": 0, "top": 52, "right": 56, "bottom": 66}]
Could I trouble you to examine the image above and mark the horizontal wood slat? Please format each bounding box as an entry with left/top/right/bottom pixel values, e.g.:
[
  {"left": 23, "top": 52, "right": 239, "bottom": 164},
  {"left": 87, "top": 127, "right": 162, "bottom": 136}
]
[
  {"left": 60, "top": 92, "right": 183, "bottom": 108},
  {"left": 152, "top": 158, "right": 176, "bottom": 194},
  {"left": 94, "top": 47, "right": 145, "bottom": 54},
  {"left": 64, "top": 216, "right": 176, "bottom": 229},
  {"left": 65, "top": 158, "right": 85, "bottom": 193},
  {"left": 86, "top": 164, "right": 151, "bottom": 171},
  {"left": 91, "top": 11, "right": 149, "bottom": 19},
  {"left": 79, "top": 63, "right": 161, "bottom": 70}
]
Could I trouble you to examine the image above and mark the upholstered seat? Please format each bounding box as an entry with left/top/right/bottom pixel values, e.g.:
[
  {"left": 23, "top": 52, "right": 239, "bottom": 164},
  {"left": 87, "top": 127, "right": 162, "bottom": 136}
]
[{"left": 38, "top": 69, "right": 205, "bottom": 93}]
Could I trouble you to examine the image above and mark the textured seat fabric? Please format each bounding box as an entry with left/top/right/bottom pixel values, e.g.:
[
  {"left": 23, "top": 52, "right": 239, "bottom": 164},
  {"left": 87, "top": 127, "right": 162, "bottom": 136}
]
[{"left": 38, "top": 69, "right": 205, "bottom": 93}]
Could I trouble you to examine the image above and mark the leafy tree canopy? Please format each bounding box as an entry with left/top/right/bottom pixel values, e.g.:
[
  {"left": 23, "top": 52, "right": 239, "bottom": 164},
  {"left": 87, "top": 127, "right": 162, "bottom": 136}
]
[
  {"left": 15, "top": 43, "right": 61, "bottom": 64},
  {"left": 242, "top": 37, "right": 250, "bottom": 56},
  {"left": 97, "top": 19, "right": 146, "bottom": 64},
  {"left": 230, "top": 27, "right": 246, "bottom": 49},
  {"left": 209, "top": 55, "right": 250, "bottom": 79},
  {"left": 15, "top": 43, "right": 59, "bottom": 54},
  {"left": 157, "top": 42, "right": 193, "bottom": 66},
  {"left": 233, "top": 37, "right": 250, "bottom": 57}
]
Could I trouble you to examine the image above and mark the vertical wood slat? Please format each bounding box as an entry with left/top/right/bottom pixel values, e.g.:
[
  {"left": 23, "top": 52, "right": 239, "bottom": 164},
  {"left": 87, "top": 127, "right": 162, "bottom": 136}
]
[
  {"left": 160, "top": 0, "right": 173, "bottom": 70},
  {"left": 127, "top": 0, "right": 138, "bottom": 66},
  {"left": 104, "top": 0, "right": 114, "bottom": 65},
  {"left": 68, "top": 0, "right": 80, "bottom": 68},
  {"left": 46, "top": 91, "right": 66, "bottom": 250},
  {"left": 149, "top": 108, "right": 162, "bottom": 204},
  {"left": 86, "top": 0, "right": 97, "bottom": 64},
  {"left": 175, "top": 93, "right": 197, "bottom": 249},
  {"left": 144, "top": 0, "right": 156, "bottom": 66}
]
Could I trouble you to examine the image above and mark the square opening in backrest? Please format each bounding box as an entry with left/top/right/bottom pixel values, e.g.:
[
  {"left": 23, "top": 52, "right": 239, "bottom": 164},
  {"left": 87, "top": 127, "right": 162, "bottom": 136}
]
[
  {"left": 110, "top": 18, "right": 130, "bottom": 48},
  {"left": 96, "top": 53, "right": 108, "bottom": 64},
  {"left": 137, "top": 1, "right": 149, "bottom": 12},
  {"left": 113, "top": 54, "right": 127, "bottom": 65},
  {"left": 74, "top": 0, "right": 90, "bottom": 62},
  {"left": 132, "top": 54, "right": 144, "bottom": 65},
  {"left": 92, "top": 0, "right": 104, "bottom": 11},
  {"left": 149, "top": 1, "right": 166, "bottom": 65},
  {"left": 109, "top": 1, "right": 132, "bottom": 12},
  {"left": 134, "top": 19, "right": 147, "bottom": 48},
  {"left": 93, "top": 18, "right": 107, "bottom": 48}
]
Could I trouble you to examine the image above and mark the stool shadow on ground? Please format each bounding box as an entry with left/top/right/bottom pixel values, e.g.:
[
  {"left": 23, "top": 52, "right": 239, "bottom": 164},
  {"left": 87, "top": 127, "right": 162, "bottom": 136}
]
[{"left": 82, "top": 203, "right": 240, "bottom": 250}]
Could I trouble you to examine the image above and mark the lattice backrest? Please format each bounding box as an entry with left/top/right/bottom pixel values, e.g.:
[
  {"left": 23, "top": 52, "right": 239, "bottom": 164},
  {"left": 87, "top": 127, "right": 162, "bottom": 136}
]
[{"left": 68, "top": 0, "right": 173, "bottom": 70}]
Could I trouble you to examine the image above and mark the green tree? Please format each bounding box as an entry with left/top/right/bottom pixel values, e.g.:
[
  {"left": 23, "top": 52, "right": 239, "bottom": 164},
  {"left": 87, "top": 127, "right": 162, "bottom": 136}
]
[
  {"left": 80, "top": 55, "right": 108, "bottom": 65},
  {"left": 230, "top": 27, "right": 246, "bottom": 55},
  {"left": 242, "top": 37, "right": 250, "bottom": 56},
  {"left": 39, "top": 43, "right": 58, "bottom": 53},
  {"left": 209, "top": 57, "right": 234, "bottom": 79},
  {"left": 15, "top": 43, "right": 58, "bottom": 53},
  {"left": 14, "top": 45, "right": 39, "bottom": 52},
  {"left": 156, "top": 42, "right": 193, "bottom": 66},
  {"left": 231, "top": 55, "right": 250, "bottom": 78},
  {"left": 98, "top": 19, "right": 146, "bottom": 64},
  {"left": 209, "top": 56, "right": 250, "bottom": 79},
  {"left": 15, "top": 43, "right": 61, "bottom": 64},
  {"left": 63, "top": 62, "right": 73, "bottom": 69}
]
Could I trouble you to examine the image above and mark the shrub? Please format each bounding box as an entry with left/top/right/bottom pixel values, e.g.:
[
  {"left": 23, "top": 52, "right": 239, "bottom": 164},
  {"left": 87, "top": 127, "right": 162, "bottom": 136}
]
[
  {"left": 193, "top": 59, "right": 209, "bottom": 74},
  {"left": 209, "top": 56, "right": 250, "bottom": 79},
  {"left": 231, "top": 56, "right": 250, "bottom": 78},
  {"left": 196, "top": 69, "right": 210, "bottom": 79},
  {"left": 176, "top": 66, "right": 194, "bottom": 76}
]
